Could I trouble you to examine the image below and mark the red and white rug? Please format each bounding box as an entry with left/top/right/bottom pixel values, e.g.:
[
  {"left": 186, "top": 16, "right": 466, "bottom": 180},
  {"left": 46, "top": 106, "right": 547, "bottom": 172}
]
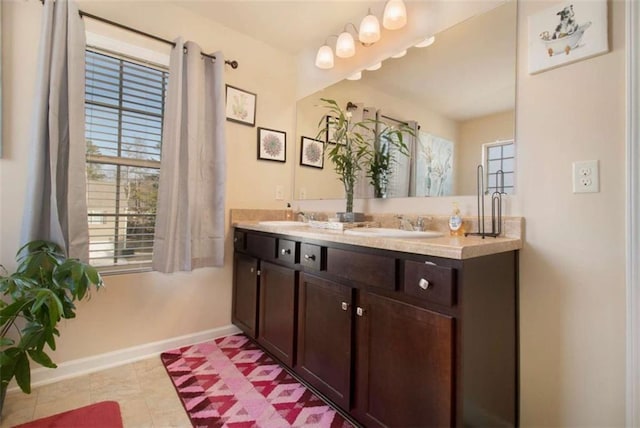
[{"left": 161, "top": 334, "right": 354, "bottom": 428}]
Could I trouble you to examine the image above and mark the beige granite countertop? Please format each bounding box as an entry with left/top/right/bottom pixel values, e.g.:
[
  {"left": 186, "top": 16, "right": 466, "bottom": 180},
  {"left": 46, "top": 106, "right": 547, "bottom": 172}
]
[{"left": 233, "top": 220, "right": 522, "bottom": 260}]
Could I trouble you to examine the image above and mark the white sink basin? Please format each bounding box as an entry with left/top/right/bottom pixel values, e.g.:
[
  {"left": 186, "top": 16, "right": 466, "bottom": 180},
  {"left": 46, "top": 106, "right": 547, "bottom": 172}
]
[
  {"left": 344, "top": 228, "right": 443, "bottom": 239},
  {"left": 258, "top": 220, "right": 308, "bottom": 227}
]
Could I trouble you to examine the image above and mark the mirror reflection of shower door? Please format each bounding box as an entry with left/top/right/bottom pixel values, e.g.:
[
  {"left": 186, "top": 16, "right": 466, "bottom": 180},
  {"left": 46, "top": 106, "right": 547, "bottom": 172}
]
[{"left": 378, "top": 113, "right": 416, "bottom": 198}]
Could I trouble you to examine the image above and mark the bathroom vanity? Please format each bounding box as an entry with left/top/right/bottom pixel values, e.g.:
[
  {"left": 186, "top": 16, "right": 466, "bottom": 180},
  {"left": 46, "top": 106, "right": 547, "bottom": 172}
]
[{"left": 232, "top": 221, "right": 520, "bottom": 427}]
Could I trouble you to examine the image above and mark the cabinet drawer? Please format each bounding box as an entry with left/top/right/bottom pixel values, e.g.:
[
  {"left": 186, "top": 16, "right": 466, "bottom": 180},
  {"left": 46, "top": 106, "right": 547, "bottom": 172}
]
[
  {"left": 233, "top": 230, "right": 246, "bottom": 251},
  {"left": 246, "top": 233, "right": 276, "bottom": 260},
  {"left": 327, "top": 248, "right": 396, "bottom": 290},
  {"left": 277, "top": 238, "right": 298, "bottom": 264},
  {"left": 300, "top": 243, "right": 324, "bottom": 271},
  {"left": 403, "top": 260, "right": 456, "bottom": 307}
]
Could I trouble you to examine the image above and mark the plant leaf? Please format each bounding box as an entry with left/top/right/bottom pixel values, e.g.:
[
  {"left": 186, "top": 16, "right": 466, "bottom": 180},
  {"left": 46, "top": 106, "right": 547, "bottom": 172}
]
[
  {"left": 14, "top": 351, "right": 31, "bottom": 394},
  {"left": 27, "top": 349, "right": 57, "bottom": 369}
]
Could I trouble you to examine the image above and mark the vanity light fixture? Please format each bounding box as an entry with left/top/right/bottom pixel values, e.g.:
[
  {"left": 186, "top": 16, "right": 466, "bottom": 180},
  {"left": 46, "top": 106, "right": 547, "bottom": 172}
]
[
  {"left": 359, "top": 9, "right": 381, "bottom": 46},
  {"left": 346, "top": 71, "right": 362, "bottom": 80},
  {"left": 383, "top": 0, "right": 407, "bottom": 30},
  {"left": 415, "top": 35, "right": 436, "bottom": 48},
  {"left": 366, "top": 62, "right": 382, "bottom": 71},
  {"left": 391, "top": 49, "right": 407, "bottom": 59},
  {"left": 315, "top": 44, "right": 334, "bottom": 69},
  {"left": 336, "top": 26, "right": 357, "bottom": 58}
]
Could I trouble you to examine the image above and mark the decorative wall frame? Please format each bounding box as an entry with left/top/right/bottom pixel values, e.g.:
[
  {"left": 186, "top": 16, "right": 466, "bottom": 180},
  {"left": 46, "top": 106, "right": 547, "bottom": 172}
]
[
  {"left": 225, "top": 85, "right": 256, "bottom": 126},
  {"left": 528, "top": 1, "right": 608, "bottom": 74},
  {"left": 300, "top": 137, "right": 324, "bottom": 169},
  {"left": 257, "top": 127, "right": 286, "bottom": 162},
  {"left": 325, "top": 115, "right": 341, "bottom": 144}
]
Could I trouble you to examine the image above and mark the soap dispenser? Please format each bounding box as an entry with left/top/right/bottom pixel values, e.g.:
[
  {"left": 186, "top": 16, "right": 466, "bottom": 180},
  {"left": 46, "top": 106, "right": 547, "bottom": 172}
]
[
  {"left": 449, "top": 202, "right": 465, "bottom": 236},
  {"left": 285, "top": 203, "right": 293, "bottom": 221}
]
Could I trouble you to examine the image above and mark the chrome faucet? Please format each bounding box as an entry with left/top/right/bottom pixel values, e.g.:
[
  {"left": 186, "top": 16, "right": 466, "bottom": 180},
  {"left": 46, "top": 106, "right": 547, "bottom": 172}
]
[
  {"left": 397, "top": 215, "right": 414, "bottom": 231},
  {"left": 397, "top": 215, "right": 426, "bottom": 231},
  {"left": 298, "top": 212, "right": 315, "bottom": 222}
]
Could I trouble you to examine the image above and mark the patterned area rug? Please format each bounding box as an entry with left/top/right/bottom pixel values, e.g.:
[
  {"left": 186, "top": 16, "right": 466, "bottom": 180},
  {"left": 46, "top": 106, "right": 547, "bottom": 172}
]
[
  {"left": 13, "top": 401, "right": 123, "bottom": 428},
  {"left": 160, "top": 334, "right": 354, "bottom": 428}
]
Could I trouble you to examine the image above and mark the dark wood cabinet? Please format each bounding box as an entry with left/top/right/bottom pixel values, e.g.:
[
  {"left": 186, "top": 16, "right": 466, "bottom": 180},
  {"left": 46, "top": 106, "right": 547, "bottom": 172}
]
[
  {"left": 258, "top": 261, "right": 297, "bottom": 366},
  {"left": 232, "top": 228, "right": 518, "bottom": 427},
  {"left": 353, "top": 291, "right": 455, "bottom": 427},
  {"left": 232, "top": 252, "right": 259, "bottom": 338},
  {"left": 296, "top": 273, "right": 353, "bottom": 410}
]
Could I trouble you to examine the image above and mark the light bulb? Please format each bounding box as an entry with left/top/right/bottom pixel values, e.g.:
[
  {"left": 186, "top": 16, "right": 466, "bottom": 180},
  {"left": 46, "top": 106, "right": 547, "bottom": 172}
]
[
  {"left": 336, "top": 32, "right": 356, "bottom": 58},
  {"left": 346, "top": 71, "right": 362, "bottom": 81},
  {"left": 415, "top": 35, "right": 436, "bottom": 48},
  {"left": 383, "top": 0, "right": 407, "bottom": 30},
  {"left": 315, "top": 45, "right": 334, "bottom": 69},
  {"left": 366, "top": 62, "right": 382, "bottom": 71},
  {"left": 391, "top": 50, "right": 407, "bottom": 59},
  {"left": 359, "top": 13, "right": 381, "bottom": 45}
]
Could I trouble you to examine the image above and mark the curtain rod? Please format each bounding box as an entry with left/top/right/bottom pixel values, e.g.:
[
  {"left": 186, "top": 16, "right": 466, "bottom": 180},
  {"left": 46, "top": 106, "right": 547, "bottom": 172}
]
[{"left": 39, "top": 1, "right": 238, "bottom": 69}]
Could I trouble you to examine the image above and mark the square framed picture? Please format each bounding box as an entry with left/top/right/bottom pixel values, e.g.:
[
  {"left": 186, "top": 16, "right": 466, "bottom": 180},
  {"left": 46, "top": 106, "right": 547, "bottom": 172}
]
[
  {"left": 325, "top": 115, "right": 341, "bottom": 144},
  {"left": 257, "top": 127, "right": 286, "bottom": 162},
  {"left": 226, "top": 85, "right": 256, "bottom": 126},
  {"left": 300, "top": 137, "right": 324, "bottom": 169}
]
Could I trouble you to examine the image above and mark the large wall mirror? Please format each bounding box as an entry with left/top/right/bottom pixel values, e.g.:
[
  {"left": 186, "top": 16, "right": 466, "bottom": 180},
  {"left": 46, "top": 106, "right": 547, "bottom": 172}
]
[{"left": 294, "top": 1, "right": 517, "bottom": 200}]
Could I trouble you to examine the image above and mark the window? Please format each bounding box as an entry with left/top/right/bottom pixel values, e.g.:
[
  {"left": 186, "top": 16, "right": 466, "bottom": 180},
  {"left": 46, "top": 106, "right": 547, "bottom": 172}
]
[
  {"left": 85, "top": 49, "right": 168, "bottom": 273},
  {"left": 483, "top": 140, "right": 515, "bottom": 195}
]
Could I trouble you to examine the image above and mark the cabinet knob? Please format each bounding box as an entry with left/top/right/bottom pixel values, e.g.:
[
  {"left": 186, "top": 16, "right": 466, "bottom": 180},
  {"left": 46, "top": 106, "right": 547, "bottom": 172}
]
[
  {"left": 341, "top": 302, "right": 349, "bottom": 311},
  {"left": 419, "top": 278, "right": 430, "bottom": 290},
  {"left": 234, "top": 237, "right": 238, "bottom": 243},
  {"left": 281, "top": 248, "right": 291, "bottom": 255},
  {"left": 356, "top": 307, "right": 365, "bottom": 317},
  {"left": 304, "top": 254, "right": 316, "bottom": 261},
  {"left": 250, "top": 267, "right": 255, "bottom": 273}
]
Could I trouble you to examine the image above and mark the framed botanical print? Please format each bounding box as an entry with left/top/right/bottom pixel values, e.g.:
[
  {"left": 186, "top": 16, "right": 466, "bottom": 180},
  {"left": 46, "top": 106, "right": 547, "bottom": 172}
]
[
  {"left": 225, "top": 85, "right": 256, "bottom": 126},
  {"left": 257, "top": 127, "right": 286, "bottom": 162},
  {"left": 300, "top": 136, "right": 324, "bottom": 169}
]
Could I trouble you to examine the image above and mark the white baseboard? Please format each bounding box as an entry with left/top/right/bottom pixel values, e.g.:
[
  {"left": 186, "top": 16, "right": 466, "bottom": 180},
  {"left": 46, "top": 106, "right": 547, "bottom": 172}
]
[{"left": 9, "top": 324, "right": 241, "bottom": 392}]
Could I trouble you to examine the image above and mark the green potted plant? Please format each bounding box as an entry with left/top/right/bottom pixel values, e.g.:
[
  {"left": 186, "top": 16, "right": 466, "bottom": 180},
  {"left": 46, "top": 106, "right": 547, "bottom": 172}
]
[
  {"left": 0, "top": 240, "right": 104, "bottom": 413},
  {"left": 318, "top": 98, "right": 413, "bottom": 213},
  {"left": 366, "top": 128, "right": 411, "bottom": 198}
]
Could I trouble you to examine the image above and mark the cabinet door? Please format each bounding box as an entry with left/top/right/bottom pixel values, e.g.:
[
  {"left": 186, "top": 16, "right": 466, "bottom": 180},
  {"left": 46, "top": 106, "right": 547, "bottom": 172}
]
[
  {"left": 354, "top": 292, "right": 455, "bottom": 428},
  {"left": 258, "top": 261, "right": 297, "bottom": 366},
  {"left": 296, "top": 273, "right": 353, "bottom": 410},
  {"left": 232, "top": 253, "right": 259, "bottom": 338}
]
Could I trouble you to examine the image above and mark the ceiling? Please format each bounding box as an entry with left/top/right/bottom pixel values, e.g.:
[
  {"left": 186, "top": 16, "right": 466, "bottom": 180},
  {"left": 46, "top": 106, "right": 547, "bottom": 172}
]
[
  {"left": 174, "top": 1, "right": 390, "bottom": 55},
  {"left": 172, "top": 1, "right": 516, "bottom": 120}
]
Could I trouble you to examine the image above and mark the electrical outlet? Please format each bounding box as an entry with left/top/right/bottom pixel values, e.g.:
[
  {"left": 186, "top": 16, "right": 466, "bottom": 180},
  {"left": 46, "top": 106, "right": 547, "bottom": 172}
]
[
  {"left": 299, "top": 188, "right": 307, "bottom": 200},
  {"left": 572, "top": 160, "right": 599, "bottom": 193},
  {"left": 275, "top": 185, "right": 284, "bottom": 200}
]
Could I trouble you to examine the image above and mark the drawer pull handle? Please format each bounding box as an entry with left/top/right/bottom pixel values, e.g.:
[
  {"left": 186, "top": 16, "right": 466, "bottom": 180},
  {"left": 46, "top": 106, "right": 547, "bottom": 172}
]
[
  {"left": 281, "top": 248, "right": 291, "bottom": 255},
  {"left": 356, "top": 307, "right": 365, "bottom": 317},
  {"left": 424, "top": 261, "right": 437, "bottom": 266},
  {"left": 304, "top": 254, "right": 316, "bottom": 261},
  {"left": 419, "top": 278, "right": 431, "bottom": 290},
  {"left": 341, "top": 302, "right": 349, "bottom": 311}
]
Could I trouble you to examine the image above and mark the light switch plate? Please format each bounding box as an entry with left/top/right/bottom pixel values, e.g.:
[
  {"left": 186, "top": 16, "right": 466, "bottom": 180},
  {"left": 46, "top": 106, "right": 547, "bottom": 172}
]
[
  {"left": 572, "top": 160, "right": 599, "bottom": 193},
  {"left": 275, "top": 185, "right": 284, "bottom": 200}
]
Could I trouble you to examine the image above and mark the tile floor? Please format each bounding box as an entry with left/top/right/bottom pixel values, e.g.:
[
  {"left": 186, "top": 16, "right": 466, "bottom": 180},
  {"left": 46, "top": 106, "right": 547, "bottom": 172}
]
[{"left": 0, "top": 355, "right": 190, "bottom": 427}]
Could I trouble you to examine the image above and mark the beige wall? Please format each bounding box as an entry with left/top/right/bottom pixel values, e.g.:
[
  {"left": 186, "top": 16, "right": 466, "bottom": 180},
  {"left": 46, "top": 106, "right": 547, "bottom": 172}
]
[
  {"left": 457, "top": 110, "right": 516, "bottom": 195},
  {"left": 515, "top": 1, "right": 626, "bottom": 425},
  {"left": 0, "top": 1, "right": 296, "bottom": 362}
]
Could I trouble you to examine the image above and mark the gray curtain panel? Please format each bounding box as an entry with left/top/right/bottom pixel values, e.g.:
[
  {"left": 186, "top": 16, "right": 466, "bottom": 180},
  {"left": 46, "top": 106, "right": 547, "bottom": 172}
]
[
  {"left": 21, "top": 0, "right": 88, "bottom": 260},
  {"left": 152, "top": 40, "right": 226, "bottom": 273}
]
